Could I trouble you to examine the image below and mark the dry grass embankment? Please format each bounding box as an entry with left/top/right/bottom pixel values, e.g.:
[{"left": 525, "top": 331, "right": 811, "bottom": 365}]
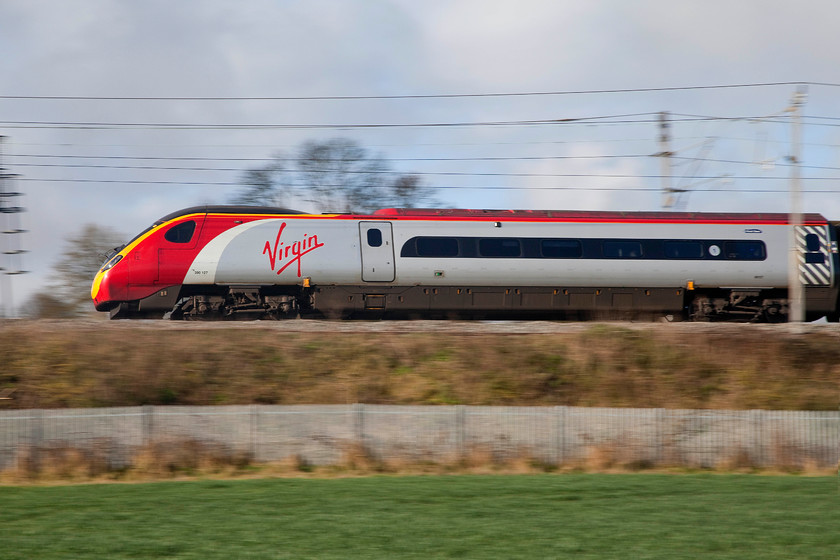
[{"left": 1, "top": 320, "right": 838, "bottom": 410}]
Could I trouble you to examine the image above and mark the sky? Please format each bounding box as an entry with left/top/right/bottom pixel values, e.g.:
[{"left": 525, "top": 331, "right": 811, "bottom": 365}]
[{"left": 2, "top": 0, "right": 840, "bottom": 312}]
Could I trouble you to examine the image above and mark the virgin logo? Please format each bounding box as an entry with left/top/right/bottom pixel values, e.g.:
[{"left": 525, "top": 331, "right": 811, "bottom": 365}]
[{"left": 263, "top": 222, "right": 325, "bottom": 277}]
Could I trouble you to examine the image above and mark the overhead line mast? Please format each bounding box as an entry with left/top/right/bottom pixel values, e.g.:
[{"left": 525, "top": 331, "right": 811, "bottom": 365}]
[
  {"left": 658, "top": 112, "right": 673, "bottom": 208},
  {"left": 0, "top": 136, "right": 28, "bottom": 318},
  {"left": 788, "top": 87, "right": 807, "bottom": 324}
]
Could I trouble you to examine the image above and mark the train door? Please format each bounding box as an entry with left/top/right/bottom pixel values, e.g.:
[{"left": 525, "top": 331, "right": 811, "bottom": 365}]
[{"left": 359, "top": 221, "right": 395, "bottom": 282}]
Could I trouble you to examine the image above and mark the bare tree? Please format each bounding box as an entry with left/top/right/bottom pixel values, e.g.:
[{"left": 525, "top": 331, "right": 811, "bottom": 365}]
[
  {"left": 18, "top": 293, "right": 76, "bottom": 319},
  {"left": 229, "top": 159, "right": 288, "bottom": 206},
  {"left": 231, "top": 138, "right": 436, "bottom": 212},
  {"left": 22, "top": 224, "right": 125, "bottom": 317},
  {"left": 388, "top": 174, "right": 428, "bottom": 209}
]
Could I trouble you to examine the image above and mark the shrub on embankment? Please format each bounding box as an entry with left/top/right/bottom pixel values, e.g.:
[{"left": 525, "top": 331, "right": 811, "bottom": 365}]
[{"left": 1, "top": 321, "right": 838, "bottom": 410}]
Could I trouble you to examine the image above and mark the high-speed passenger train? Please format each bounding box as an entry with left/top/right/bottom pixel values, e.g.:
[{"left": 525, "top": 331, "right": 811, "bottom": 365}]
[{"left": 91, "top": 206, "right": 840, "bottom": 321}]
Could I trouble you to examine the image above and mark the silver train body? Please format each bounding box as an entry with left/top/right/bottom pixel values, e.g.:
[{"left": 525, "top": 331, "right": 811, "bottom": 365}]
[{"left": 94, "top": 207, "right": 840, "bottom": 321}]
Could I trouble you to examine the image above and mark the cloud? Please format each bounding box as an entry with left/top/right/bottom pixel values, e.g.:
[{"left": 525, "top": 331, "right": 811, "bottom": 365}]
[{"left": 518, "top": 142, "right": 654, "bottom": 210}]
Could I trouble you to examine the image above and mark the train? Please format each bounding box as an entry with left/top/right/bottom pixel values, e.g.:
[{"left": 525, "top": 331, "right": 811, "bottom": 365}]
[{"left": 91, "top": 205, "right": 840, "bottom": 322}]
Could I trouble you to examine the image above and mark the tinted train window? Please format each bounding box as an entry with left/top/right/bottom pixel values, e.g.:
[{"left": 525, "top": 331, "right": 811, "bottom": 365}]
[
  {"left": 541, "top": 239, "right": 582, "bottom": 258},
  {"left": 724, "top": 241, "right": 765, "bottom": 260},
  {"left": 479, "top": 238, "right": 521, "bottom": 257},
  {"left": 164, "top": 220, "right": 196, "bottom": 243},
  {"left": 664, "top": 241, "right": 703, "bottom": 259},
  {"left": 402, "top": 235, "right": 767, "bottom": 261},
  {"left": 603, "top": 241, "right": 642, "bottom": 258},
  {"left": 805, "top": 233, "right": 820, "bottom": 252},
  {"left": 417, "top": 237, "right": 459, "bottom": 257},
  {"left": 804, "top": 234, "right": 823, "bottom": 263},
  {"left": 367, "top": 228, "right": 383, "bottom": 247}
]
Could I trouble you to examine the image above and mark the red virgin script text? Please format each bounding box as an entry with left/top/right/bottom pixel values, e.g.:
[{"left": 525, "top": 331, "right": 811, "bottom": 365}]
[{"left": 263, "top": 222, "right": 324, "bottom": 277}]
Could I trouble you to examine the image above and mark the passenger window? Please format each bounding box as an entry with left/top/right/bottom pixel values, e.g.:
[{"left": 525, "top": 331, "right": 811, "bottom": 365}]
[
  {"left": 805, "top": 233, "right": 820, "bottom": 252},
  {"left": 367, "top": 228, "right": 383, "bottom": 247},
  {"left": 664, "top": 241, "right": 703, "bottom": 259},
  {"left": 603, "top": 241, "right": 643, "bottom": 258},
  {"left": 724, "top": 241, "right": 766, "bottom": 260},
  {"left": 164, "top": 220, "right": 196, "bottom": 244},
  {"left": 479, "top": 238, "right": 521, "bottom": 257},
  {"left": 417, "top": 237, "right": 459, "bottom": 257},
  {"left": 541, "top": 239, "right": 582, "bottom": 258}
]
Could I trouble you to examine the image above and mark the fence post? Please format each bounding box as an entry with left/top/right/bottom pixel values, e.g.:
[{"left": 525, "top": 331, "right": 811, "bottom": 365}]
[
  {"left": 250, "top": 405, "right": 259, "bottom": 461},
  {"left": 142, "top": 405, "right": 154, "bottom": 445},
  {"left": 833, "top": 410, "right": 839, "bottom": 469},
  {"left": 455, "top": 405, "right": 466, "bottom": 460},
  {"left": 750, "top": 409, "right": 764, "bottom": 467},
  {"left": 555, "top": 406, "right": 566, "bottom": 466},
  {"left": 656, "top": 408, "right": 665, "bottom": 465},
  {"left": 354, "top": 403, "right": 365, "bottom": 448},
  {"left": 26, "top": 409, "right": 44, "bottom": 473}
]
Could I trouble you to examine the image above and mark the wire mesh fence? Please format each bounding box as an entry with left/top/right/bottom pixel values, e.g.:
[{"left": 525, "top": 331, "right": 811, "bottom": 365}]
[{"left": 0, "top": 405, "right": 837, "bottom": 472}]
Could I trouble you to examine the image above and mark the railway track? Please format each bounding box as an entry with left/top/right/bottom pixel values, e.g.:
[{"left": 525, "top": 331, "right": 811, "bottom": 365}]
[{"left": 5, "top": 318, "right": 840, "bottom": 338}]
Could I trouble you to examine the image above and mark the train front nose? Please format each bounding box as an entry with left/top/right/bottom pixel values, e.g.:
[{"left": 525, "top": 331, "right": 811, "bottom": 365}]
[
  {"left": 91, "top": 254, "right": 126, "bottom": 311},
  {"left": 92, "top": 269, "right": 115, "bottom": 311}
]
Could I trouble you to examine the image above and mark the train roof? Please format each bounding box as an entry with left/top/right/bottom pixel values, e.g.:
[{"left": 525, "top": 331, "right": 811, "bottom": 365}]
[
  {"left": 152, "top": 205, "right": 829, "bottom": 226},
  {"left": 373, "top": 208, "right": 829, "bottom": 225}
]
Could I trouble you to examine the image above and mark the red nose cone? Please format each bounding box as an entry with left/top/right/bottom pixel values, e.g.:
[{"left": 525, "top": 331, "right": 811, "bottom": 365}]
[{"left": 93, "top": 264, "right": 130, "bottom": 311}]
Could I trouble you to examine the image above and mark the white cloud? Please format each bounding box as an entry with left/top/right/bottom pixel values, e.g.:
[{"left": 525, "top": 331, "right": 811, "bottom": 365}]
[{"left": 518, "top": 143, "right": 653, "bottom": 210}]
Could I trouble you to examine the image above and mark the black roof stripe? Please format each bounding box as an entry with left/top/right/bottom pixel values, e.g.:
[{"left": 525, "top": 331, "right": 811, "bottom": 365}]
[{"left": 154, "top": 205, "right": 305, "bottom": 224}]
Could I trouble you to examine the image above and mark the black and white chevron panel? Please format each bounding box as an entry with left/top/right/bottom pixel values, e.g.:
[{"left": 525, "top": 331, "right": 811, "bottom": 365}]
[{"left": 796, "top": 225, "right": 831, "bottom": 286}]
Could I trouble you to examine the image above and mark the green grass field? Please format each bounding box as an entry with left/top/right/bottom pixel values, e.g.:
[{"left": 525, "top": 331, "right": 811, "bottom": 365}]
[{"left": 1, "top": 474, "right": 837, "bottom": 559}]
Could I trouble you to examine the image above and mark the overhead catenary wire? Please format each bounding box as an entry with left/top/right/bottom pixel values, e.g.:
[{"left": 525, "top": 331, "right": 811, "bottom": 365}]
[
  {"left": 11, "top": 162, "right": 840, "bottom": 180},
  {"left": 3, "top": 112, "right": 832, "bottom": 131},
  {"left": 0, "top": 112, "right": 661, "bottom": 130},
  {"left": 11, "top": 134, "right": 840, "bottom": 150},
  {"left": 8, "top": 153, "right": 840, "bottom": 172},
  {"left": 4, "top": 81, "right": 840, "bottom": 208},
  {"left": 1, "top": 81, "right": 838, "bottom": 101},
  {"left": 16, "top": 177, "right": 840, "bottom": 194},
  {"left": 7, "top": 153, "right": 654, "bottom": 163}
]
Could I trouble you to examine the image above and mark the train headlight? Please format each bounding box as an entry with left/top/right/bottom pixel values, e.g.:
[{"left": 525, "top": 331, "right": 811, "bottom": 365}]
[{"left": 100, "top": 254, "right": 123, "bottom": 272}]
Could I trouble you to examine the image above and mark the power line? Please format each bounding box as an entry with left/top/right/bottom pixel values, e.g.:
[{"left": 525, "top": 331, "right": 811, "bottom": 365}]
[
  {"left": 0, "top": 81, "right": 834, "bottom": 101},
  {"left": 17, "top": 177, "right": 840, "bottom": 191},
  {"left": 4, "top": 112, "right": 838, "bottom": 132},
  {"left": 12, "top": 134, "right": 840, "bottom": 150},
  {"left": 10, "top": 153, "right": 840, "bottom": 173},
  {"left": 671, "top": 156, "right": 840, "bottom": 172},
  {"left": 1, "top": 137, "right": 682, "bottom": 149},
  {"left": 8, "top": 153, "right": 652, "bottom": 164},
  {"left": 11, "top": 161, "right": 840, "bottom": 180},
  {"left": 0, "top": 113, "right": 840, "bottom": 130},
  {"left": 7, "top": 83, "right": 840, "bottom": 203},
  {"left": 0, "top": 113, "right": 662, "bottom": 130},
  {"left": 4, "top": 112, "right": 826, "bottom": 132}
]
